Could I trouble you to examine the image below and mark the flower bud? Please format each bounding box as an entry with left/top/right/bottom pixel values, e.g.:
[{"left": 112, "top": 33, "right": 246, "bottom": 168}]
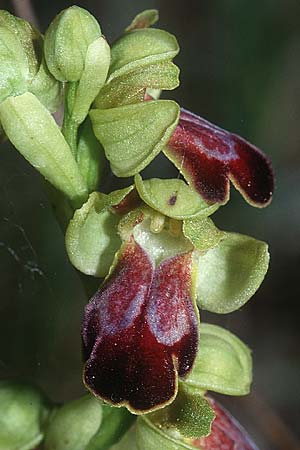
[
  {"left": 0, "top": 10, "right": 61, "bottom": 110},
  {"left": 44, "top": 395, "right": 103, "bottom": 450},
  {"left": 0, "top": 380, "right": 51, "bottom": 450},
  {"left": 44, "top": 6, "right": 102, "bottom": 82}
]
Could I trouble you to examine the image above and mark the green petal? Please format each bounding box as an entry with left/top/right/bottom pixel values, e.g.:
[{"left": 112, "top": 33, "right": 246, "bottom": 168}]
[
  {"left": 90, "top": 100, "right": 179, "bottom": 177},
  {"left": 149, "top": 386, "right": 215, "bottom": 439},
  {"left": 66, "top": 188, "right": 133, "bottom": 277},
  {"left": 0, "top": 92, "right": 88, "bottom": 207},
  {"left": 125, "top": 10, "right": 159, "bottom": 32},
  {"left": 197, "top": 232, "right": 270, "bottom": 313},
  {"left": 108, "top": 28, "right": 179, "bottom": 82},
  {"left": 135, "top": 175, "right": 218, "bottom": 220},
  {"left": 183, "top": 217, "right": 225, "bottom": 252},
  {"left": 95, "top": 61, "right": 179, "bottom": 109},
  {"left": 184, "top": 323, "right": 252, "bottom": 396}
]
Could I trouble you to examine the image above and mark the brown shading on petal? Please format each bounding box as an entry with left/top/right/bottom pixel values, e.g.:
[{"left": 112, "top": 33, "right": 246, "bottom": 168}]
[
  {"left": 82, "top": 240, "right": 198, "bottom": 413},
  {"left": 165, "top": 109, "right": 274, "bottom": 207},
  {"left": 193, "top": 397, "right": 259, "bottom": 450}
]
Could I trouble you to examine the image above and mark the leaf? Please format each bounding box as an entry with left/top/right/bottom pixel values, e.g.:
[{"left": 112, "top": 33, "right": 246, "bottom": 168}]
[
  {"left": 196, "top": 232, "right": 270, "bottom": 313},
  {"left": 0, "top": 92, "right": 88, "bottom": 207},
  {"left": 135, "top": 175, "right": 218, "bottom": 220},
  {"left": 149, "top": 386, "right": 215, "bottom": 439},
  {"left": 95, "top": 61, "right": 179, "bottom": 109},
  {"left": 108, "top": 28, "right": 179, "bottom": 82},
  {"left": 183, "top": 217, "right": 225, "bottom": 252},
  {"left": 184, "top": 323, "right": 252, "bottom": 396},
  {"left": 65, "top": 188, "right": 133, "bottom": 277},
  {"left": 125, "top": 10, "right": 159, "bottom": 32},
  {"left": 90, "top": 100, "right": 179, "bottom": 177}
]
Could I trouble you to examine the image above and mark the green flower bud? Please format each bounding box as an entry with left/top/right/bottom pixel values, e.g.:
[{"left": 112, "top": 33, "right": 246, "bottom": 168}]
[
  {"left": 44, "top": 6, "right": 102, "bottom": 82},
  {"left": 44, "top": 395, "right": 102, "bottom": 450},
  {"left": 0, "top": 10, "right": 62, "bottom": 110},
  {"left": 0, "top": 380, "right": 51, "bottom": 450}
]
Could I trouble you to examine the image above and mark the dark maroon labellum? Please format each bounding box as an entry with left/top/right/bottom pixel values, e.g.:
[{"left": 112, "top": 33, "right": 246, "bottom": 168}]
[
  {"left": 82, "top": 238, "right": 198, "bottom": 413},
  {"left": 193, "top": 397, "right": 259, "bottom": 450},
  {"left": 166, "top": 109, "right": 274, "bottom": 207}
]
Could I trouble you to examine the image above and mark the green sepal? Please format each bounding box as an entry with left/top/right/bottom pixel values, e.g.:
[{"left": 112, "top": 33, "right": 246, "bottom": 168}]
[
  {"left": 90, "top": 100, "right": 180, "bottom": 177},
  {"left": 125, "top": 9, "right": 159, "bottom": 32},
  {"left": 77, "top": 118, "right": 106, "bottom": 193},
  {"left": 0, "top": 24, "right": 28, "bottom": 103},
  {"left": 44, "top": 6, "right": 101, "bottom": 82},
  {"left": 0, "top": 380, "right": 51, "bottom": 450},
  {"left": 135, "top": 175, "right": 219, "bottom": 220},
  {"left": 65, "top": 187, "right": 134, "bottom": 277},
  {"left": 70, "top": 36, "right": 110, "bottom": 125},
  {"left": 196, "top": 232, "right": 270, "bottom": 313},
  {"left": 183, "top": 217, "right": 225, "bottom": 252},
  {"left": 94, "top": 61, "right": 179, "bottom": 109},
  {"left": 149, "top": 386, "right": 215, "bottom": 439},
  {"left": 44, "top": 395, "right": 102, "bottom": 450},
  {"left": 108, "top": 28, "right": 179, "bottom": 82},
  {"left": 86, "top": 405, "right": 135, "bottom": 450},
  {"left": 0, "top": 92, "right": 88, "bottom": 207},
  {"left": 184, "top": 323, "right": 252, "bottom": 396}
]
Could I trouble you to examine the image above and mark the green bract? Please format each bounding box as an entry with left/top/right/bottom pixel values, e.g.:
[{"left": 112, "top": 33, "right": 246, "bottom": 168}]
[
  {"left": 184, "top": 324, "right": 252, "bottom": 395},
  {"left": 90, "top": 100, "right": 180, "bottom": 177},
  {"left": 0, "top": 381, "right": 50, "bottom": 450},
  {"left": 0, "top": 92, "right": 88, "bottom": 206},
  {"left": 135, "top": 175, "right": 219, "bottom": 220},
  {"left": 196, "top": 232, "right": 270, "bottom": 313},
  {"left": 183, "top": 217, "right": 225, "bottom": 252},
  {"left": 44, "top": 395, "right": 102, "bottom": 450},
  {"left": 44, "top": 6, "right": 101, "bottom": 82},
  {"left": 66, "top": 188, "right": 134, "bottom": 277}
]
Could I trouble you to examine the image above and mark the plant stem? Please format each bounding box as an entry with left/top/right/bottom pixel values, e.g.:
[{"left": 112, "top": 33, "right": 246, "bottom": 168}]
[{"left": 62, "top": 82, "right": 79, "bottom": 157}]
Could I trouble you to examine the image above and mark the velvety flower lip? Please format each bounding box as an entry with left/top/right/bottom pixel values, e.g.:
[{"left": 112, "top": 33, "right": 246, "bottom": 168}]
[
  {"left": 192, "top": 397, "right": 259, "bottom": 450},
  {"left": 165, "top": 108, "right": 274, "bottom": 207},
  {"left": 82, "top": 238, "right": 198, "bottom": 414}
]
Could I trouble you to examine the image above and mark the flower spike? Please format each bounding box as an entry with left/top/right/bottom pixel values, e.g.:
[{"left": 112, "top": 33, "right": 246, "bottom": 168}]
[
  {"left": 82, "top": 238, "right": 198, "bottom": 414},
  {"left": 165, "top": 109, "right": 274, "bottom": 207}
]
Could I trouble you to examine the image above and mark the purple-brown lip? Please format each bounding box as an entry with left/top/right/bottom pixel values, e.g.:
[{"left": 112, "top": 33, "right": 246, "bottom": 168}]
[
  {"left": 165, "top": 108, "right": 274, "bottom": 207},
  {"left": 82, "top": 238, "right": 198, "bottom": 413}
]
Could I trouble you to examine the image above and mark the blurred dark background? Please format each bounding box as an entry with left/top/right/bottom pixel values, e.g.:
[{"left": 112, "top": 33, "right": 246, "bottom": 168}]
[{"left": 0, "top": 1, "right": 299, "bottom": 449}]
